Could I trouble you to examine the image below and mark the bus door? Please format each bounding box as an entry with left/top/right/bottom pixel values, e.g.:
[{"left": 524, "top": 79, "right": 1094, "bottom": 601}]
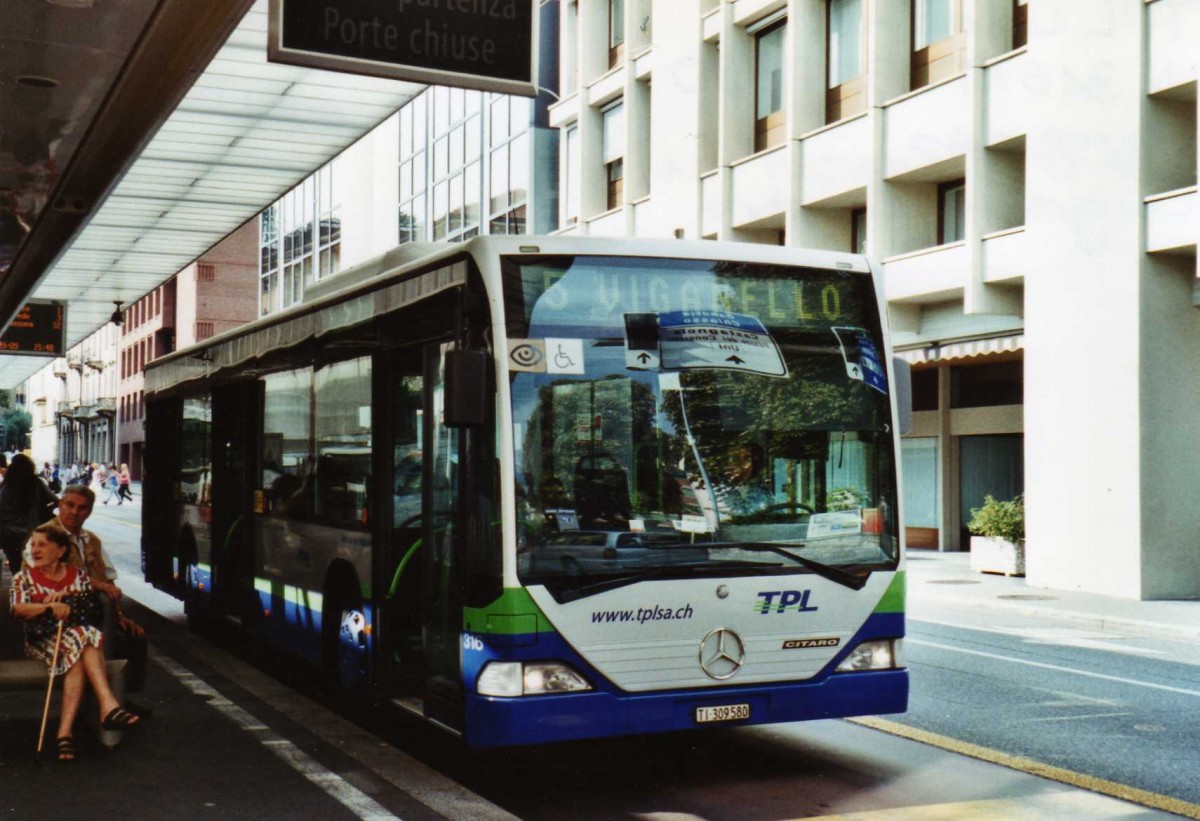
[
  {"left": 210, "top": 382, "right": 259, "bottom": 623},
  {"left": 380, "top": 343, "right": 464, "bottom": 727},
  {"left": 380, "top": 345, "right": 426, "bottom": 692}
]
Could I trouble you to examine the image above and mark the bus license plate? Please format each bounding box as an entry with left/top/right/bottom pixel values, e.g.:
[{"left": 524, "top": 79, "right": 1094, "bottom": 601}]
[{"left": 695, "top": 704, "right": 750, "bottom": 724}]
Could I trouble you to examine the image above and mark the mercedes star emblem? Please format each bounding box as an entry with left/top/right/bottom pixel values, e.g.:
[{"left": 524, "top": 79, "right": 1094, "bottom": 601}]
[{"left": 699, "top": 627, "right": 745, "bottom": 680}]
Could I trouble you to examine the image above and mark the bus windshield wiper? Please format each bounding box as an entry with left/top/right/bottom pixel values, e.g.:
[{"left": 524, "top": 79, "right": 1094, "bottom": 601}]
[
  {"left": 712, "top": 542, "right": 868, "bottom": 590},
  {"left": 555, "top": 559, "right": 784, "bottom": 603}
]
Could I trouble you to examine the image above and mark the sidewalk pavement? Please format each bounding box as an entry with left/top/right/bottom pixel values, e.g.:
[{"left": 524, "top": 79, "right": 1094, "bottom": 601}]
[{"left": 907, "top": 549, "right": 1200, "bottom": 643}]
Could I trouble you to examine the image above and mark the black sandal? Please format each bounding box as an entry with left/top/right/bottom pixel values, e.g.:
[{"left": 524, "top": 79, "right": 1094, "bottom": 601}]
[
  {"left": 101, "top": 707, "right": 141, "bottom": 730},
  {"left": 56, "top": 736, "right": 77, "bottom": 762}
]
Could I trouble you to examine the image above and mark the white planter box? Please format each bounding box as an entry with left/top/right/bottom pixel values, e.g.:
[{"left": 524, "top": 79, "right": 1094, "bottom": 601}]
[{"left": 969, "top": 535, "right": 1025, "bottom": 576}]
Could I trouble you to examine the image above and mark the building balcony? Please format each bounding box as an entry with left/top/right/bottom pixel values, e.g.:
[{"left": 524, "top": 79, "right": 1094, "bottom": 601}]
[
  {"left": 730, "top": 144, "right": 787, "bottom": 229},
  {"left": 586, "top": 207, "right": 626, "bottom": 237},
  {"left": 1147, "top": 0, "right": 1200, "bottom": 95},
  {"left": 1146, "top": 186, "right": 1197, "bottom": 255},
  {"left": 95, "top": 397, "right": 117, "bottom": 415},
  {"left": 701, "top": 170, "right": 720, "bottom": 237},
  {"left": 56, "top": 401, "right": 76, "bottom": 418},
  {"left": 801, "top": 113, "right": 870, "bottom": 206},
  {"left": 984, "top": 49, "right": 1030, "bottom": 147},
  {"left": 882, "top": 242, "right": 968, "bottom": 303},
  {"left": 884, "top": 75, "right": 968, "bottom": 180},
  {"left": 982, "top": 227, "right": 1027, "bottom": 284}
]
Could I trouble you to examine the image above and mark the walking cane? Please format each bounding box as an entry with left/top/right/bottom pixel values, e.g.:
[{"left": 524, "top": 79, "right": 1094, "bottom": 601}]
[{"left": 35, "top": 619, "right": 66, "bottom": 762}]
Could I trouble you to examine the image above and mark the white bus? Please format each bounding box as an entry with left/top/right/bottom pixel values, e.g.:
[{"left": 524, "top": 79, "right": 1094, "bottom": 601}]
[{"left": 142, "top": 235, "right": 910, "bottom": 746}]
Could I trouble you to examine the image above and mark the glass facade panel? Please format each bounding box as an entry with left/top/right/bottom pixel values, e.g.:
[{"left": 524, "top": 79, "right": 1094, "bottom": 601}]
[
  {"left": 509, "top": 132, "right": 528, "bottom": 206},
  {"left": 490, "top": 143, "right": 509, "bottom": 214}
]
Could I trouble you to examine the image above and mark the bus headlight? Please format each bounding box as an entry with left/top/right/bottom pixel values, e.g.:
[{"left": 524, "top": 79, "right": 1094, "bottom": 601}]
[
  {"left": 835, "top": 639, "right": 904, "bottom": 672},
  {"left": 477, "top": 661, "right": 593, "bottom": 697}
]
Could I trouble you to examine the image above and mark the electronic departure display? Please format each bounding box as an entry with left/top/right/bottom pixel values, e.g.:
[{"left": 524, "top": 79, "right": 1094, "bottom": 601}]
[{"left": 0, "top": 301, "right": 66, "bottom": 356}]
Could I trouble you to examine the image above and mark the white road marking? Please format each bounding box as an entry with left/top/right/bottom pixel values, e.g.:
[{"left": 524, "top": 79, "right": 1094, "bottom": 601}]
[
  {"left": 152, "top": 651, "right": 401, "bottom": 821},
  {"left": 914, "top": 618, "right": 1168, "bottom": 658},
  {"left": 1013, "top": 712, "right": 1137, "bottom": 723},
  {"left": 908, "top": 638, "right": 1200, "bottom": 698}
]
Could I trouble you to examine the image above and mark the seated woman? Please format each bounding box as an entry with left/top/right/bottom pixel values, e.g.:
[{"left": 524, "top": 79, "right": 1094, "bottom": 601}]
[{"left": 8, "top": 524, "right": 141, "bottom": 761}]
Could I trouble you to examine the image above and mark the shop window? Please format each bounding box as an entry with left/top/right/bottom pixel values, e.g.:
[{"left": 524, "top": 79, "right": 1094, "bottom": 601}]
[
  {"left": 950, "top": 361, "right": 1023, "bottom": 408},
  {"left": 911, "top": 0, "right": 964, "bottom": 90},
  {"left": 754, "top": 18, "right": 786, "bottom": 152},
  {"left": 938, "top": 179, "right": 965, "bottom": 245},
  {"left": 826, "top": 0, "right": 865, "bottom": 123},
  {"left": 911, "top": 367, "right": 938, "bottom": 411}
]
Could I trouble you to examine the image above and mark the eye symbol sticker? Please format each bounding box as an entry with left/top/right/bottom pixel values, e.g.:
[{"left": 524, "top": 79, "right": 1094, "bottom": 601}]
[{"left": 508, "top": 340, "right": 547, "bottom": 371}]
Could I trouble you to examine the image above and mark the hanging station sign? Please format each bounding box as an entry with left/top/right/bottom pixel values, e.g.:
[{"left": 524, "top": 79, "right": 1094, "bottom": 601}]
[
  {"left": 0, "top": 300, "right": 66, "bottom": 357},
  {"left": 267, "top": 0, "right": 537, "bottom": 97}
]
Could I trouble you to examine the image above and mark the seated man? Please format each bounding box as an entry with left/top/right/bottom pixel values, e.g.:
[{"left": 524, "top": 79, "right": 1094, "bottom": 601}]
[{"left": 26, "top": 486, "right": 150, "bottom": 704}]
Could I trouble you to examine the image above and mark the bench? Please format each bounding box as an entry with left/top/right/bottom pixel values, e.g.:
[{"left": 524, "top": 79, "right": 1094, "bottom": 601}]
[{"left": 1, "top": 581, "right": 127, "bottom": 748}]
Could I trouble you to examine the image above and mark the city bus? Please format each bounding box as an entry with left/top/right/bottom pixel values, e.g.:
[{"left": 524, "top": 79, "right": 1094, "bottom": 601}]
[{"left": 142, "top": 236, "right": 911, "bottom": 747}]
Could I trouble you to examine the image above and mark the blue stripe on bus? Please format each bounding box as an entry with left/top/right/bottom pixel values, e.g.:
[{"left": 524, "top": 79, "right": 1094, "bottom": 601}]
[{"left": 461, "top": 611, "right": 907, "bottom": 746}]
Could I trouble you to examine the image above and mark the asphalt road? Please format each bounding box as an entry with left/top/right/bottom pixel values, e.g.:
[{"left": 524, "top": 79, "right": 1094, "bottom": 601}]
[
  {"left": 60, "top": 501, "right": 1196, "bottom": 820},
  {"left": 900, "top": 605, "right": 1200, "bottom": 806}
]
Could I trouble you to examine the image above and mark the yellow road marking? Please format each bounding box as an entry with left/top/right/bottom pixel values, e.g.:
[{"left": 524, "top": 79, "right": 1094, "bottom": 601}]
[
  {"left": 849, "top": 716, "right": 1200, "bottom": 820},
  {"left": 795, "top": 793, "right": 1173, "bottom": 819}
]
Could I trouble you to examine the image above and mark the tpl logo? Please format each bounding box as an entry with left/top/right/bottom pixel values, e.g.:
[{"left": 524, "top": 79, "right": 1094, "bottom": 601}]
[{"left": 755, "top": 590, "right": 819, "bottom": 614}]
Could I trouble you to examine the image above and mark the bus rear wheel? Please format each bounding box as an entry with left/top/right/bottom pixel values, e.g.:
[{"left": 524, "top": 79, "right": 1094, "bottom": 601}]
[{"left": 321, "top": 577, "right": 369, "bottom": 693}]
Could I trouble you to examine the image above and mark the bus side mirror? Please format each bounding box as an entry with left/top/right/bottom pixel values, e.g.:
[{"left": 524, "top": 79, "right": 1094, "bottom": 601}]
[
  {"left": 893, "top": 357, "right": 913, "bottom": 436},
  {"left": 445, "top": 350, "right": 488, "bottom": 427}
]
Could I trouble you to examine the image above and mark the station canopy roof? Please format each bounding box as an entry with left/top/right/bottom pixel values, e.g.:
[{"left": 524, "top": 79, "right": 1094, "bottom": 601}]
[{"left": 0, "top": 0, "right": 427, "bottom": 388}]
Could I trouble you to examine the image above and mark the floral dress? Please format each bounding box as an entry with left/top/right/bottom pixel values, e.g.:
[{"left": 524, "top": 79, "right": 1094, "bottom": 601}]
[{"left": 8, "top": 565, "right": 103, "bottom": 675}]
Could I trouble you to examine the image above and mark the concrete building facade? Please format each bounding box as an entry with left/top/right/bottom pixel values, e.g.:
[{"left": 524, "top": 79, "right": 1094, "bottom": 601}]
[
  {"left": 117, "top": 222, "right": 259, "bottom": 478},
  {"left": 549, "top": 0, "right": 1200, "bottom": 600}
]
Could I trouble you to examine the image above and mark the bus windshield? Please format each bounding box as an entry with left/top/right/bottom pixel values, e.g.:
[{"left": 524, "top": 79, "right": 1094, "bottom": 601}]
[{"left": 503, "top": 255, "right": 899, "bottom": 594}]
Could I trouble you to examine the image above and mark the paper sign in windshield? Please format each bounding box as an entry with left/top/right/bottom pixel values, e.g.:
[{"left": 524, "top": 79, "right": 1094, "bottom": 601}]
[
  {"left": 833, "top": 327, "right": 888, "bottom": 395},
  {"left": 655, "top": 311, "right": 788, "bottom": 377}
]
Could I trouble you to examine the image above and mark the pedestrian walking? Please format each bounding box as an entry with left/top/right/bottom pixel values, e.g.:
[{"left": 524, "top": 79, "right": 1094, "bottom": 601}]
[
  {"left": 102, "top": 467, "right": 119, "bottom": 505},
  {"left": 117, "top": 464, "right": 134, "bottom": 504}
]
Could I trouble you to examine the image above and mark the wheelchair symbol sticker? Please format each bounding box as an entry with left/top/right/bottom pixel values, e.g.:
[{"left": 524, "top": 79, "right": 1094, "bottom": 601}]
[{"left": 545, "top": 338, "right": 585, "bottom": 374}]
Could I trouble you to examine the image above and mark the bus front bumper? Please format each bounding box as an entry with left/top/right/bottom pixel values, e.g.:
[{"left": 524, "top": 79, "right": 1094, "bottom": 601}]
[{"left": 462, "top": 668, "right": 908, "bottom": 747}]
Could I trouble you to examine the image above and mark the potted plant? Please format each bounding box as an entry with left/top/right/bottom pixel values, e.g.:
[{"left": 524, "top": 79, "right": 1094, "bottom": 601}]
[{"left": 967, "top": 494, "right": 1025, "bottom": 576}]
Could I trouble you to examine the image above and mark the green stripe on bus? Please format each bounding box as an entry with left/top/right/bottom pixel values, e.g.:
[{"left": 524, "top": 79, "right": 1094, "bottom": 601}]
[
  {"left": 463, "top": 588, "right": 555, "bottom": 635},
  {"left": 874, "top": 571, "right": 905, "bottom": 613}
]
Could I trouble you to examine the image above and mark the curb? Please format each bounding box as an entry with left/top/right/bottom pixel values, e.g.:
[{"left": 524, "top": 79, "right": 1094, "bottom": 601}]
[{"left": 912, "top": 589, "right": 1200, "bottom": 644}]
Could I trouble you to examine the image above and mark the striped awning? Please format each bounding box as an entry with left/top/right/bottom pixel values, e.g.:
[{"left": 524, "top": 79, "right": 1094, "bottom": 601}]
[{"left": 897, "top": 334, "right": 1024, "bottom": 365}]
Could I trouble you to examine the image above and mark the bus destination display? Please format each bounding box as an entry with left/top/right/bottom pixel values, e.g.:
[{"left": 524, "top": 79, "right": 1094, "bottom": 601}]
[{"left": 0, "top": 301, "right": 65, "bottom": 356}]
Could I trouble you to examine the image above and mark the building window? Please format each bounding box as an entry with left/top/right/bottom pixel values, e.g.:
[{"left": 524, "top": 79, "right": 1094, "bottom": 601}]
[
  {"left": 1013, "top": 0, "right": 1028, "bottom": 50},
  {"left": 564, "top": 0, "right": 579, "bottom": 94},
  {"left": 911, "top": 0, "right": 964, "bottom": 90},
  {"left": 754, "top": 19, "right": 786, "bottom": 152},
  {"left": 851, "top": 207, "right": 867, "bottom": 254},
  {"left": 938, "top": 179, "right": 965, "bottom": 245},
  {"left": 827, "top": 0, "right": 865, "bottom": 123},
  {"left": 197, "top": 263, "right": 215, "bottom": 282},
  {"left": 609, "top": 0, "right": 624, "bottom": 68},
  {"left": 602, "top": 100, "right": 625, "bottom": 210},
  {"left": 196, "top": 322, "right": 214, "bottom": 341},
  {"left": 563, "top": 125, "right": 580, "bottom": 226}
]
